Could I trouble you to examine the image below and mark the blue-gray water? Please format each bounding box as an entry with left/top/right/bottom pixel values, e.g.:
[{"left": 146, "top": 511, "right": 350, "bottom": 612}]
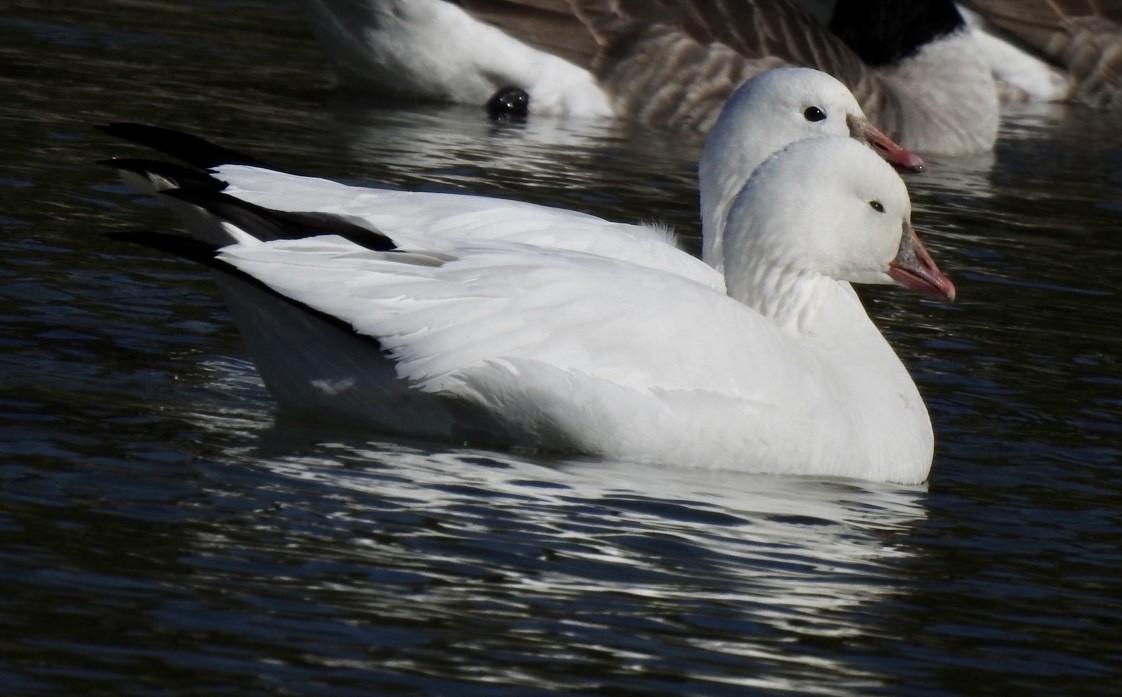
[{"left": 2, "top": 2, "right": 1121, "bottom": 695}]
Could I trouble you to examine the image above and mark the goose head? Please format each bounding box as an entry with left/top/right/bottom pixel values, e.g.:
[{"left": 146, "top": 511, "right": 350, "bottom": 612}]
[
  {"left": 699, "top": 67, "right": 924, "bottom": 270},
  {"left": 722, "top": 136, "right": 954, "bottom": 326}
]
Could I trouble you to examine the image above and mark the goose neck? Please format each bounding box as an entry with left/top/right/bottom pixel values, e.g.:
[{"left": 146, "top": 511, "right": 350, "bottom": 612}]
[{"left": 726, "top": 260, "right": 843, "bottom": 335}]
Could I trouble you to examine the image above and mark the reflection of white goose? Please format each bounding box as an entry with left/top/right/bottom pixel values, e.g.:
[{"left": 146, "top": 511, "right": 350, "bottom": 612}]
[
  {"left": 105, "top": 125, "right": 953, "bottom": 482},
  {"left": 304, "top": 0, "right": 999, "bottom": 154},
  {"left": 239, "top": 439, "right": 928, "bottom": 686}
]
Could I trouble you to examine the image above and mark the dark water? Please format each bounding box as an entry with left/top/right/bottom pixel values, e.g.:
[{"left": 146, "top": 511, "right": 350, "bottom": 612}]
[{"left": 2, "top": 2, "right": 1121, "bottom": 695}]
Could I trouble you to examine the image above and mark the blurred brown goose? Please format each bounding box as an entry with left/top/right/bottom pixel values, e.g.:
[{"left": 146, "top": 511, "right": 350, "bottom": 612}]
[
  {"left": 305, "top": 0, "right": 1000, "bottom": 154},
  {"left": 959, "top": 0, "right": 1122, "bottom": 108}
]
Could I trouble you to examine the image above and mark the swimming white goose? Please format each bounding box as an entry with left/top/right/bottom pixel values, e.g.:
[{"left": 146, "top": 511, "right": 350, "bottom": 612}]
[
  {"left": 106, "top": 135, "right": 953, "bottom": 483},
  {"left": 959, "top": 0, "right": 1122, "bottom": 108},
  {"left": 103, "top": 68, "right": 922, "bottom": 285},
  {"left": 304, "top": 0, "right": 999, "bottom": 154}
]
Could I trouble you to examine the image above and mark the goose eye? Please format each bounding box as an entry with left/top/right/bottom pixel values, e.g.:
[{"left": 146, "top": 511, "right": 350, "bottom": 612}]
[
  {"left": 803, "top": 106, "right": 826, "bottom": 122},
  {"left": 869, "top": 200, "right": 885, "bottom": 213}
]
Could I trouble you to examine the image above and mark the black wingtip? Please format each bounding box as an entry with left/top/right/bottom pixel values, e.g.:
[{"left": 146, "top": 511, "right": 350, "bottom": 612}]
[
  {"left": 107, "top": 229, "right": 222, "bottom": 265},
  {"left": 99, "top": 157, "right": 229, "bottom": 192},
  {"left": 98, "top": 122, "right": 270, "bottom": 169},
  {"left": 160, "top": 187, "right": 397, "bottom": 252}
]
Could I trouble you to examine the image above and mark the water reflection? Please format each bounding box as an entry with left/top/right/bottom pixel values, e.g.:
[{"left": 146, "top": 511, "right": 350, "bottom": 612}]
[{"left": 168, "top": 356, "right": 929, "bottom": 691}]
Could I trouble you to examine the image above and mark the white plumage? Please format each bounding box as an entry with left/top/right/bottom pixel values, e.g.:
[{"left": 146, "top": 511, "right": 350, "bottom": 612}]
[
  {"left": 208, "top": 137, "right": 951, "bottom": 483},
  {"left": 106, "top": 70, "right": 953, "bottom": 483}
]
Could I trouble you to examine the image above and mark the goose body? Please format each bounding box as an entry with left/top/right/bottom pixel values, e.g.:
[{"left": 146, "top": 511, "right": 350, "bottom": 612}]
[
  {"left": 304, "top": 0, "right": 999, "bottom": 154},
  {"left": 103, "top": 114, "right": 954, "bottom": 483},
  {"left": 959, "top": 0, "right": 1122, "bottom": 108}
]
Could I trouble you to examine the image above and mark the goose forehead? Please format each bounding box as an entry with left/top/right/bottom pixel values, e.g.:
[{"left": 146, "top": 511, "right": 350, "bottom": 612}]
[
  {"left": 754, "top": 137, "right": 910, "bottom": 208},
  {"left": 844, "top": 154, "right": 910, "bottom": 197},
  {"left": 751, "top": 68, "right": 863, "bottom": 113}
]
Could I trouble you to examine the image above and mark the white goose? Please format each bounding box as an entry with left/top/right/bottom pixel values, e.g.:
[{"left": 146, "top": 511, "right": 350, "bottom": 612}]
[
  {"left": 304, "top": 0, "right": 999, "bottom": 154},
  {"left": 105, "top": 131, "right": 954, "bottom": 483},
  {"left": 104, "top": 68, "right": 922, "bottom": 286}
]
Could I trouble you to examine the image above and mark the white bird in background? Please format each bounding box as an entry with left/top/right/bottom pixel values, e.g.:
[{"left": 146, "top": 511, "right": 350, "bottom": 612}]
[
  {"left": 303, "top": 0, "right": 1001, "bottom": 154},
  {"left": 101, "top": 72, "right": 954, "bottom": 483}
]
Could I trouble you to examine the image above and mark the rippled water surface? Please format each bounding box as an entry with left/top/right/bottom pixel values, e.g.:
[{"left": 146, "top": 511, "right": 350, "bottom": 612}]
[{"left": 2, "top": 2, "right": 1121, "bottom": 695}]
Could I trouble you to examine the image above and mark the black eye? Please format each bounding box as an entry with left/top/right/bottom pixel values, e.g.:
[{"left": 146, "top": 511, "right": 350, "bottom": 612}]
[
  {"left": 804, "top": 106, "right": 826, "bottom": 122},
  {"left": 869, "top": 200, "right": 885, "bottom": 213}
]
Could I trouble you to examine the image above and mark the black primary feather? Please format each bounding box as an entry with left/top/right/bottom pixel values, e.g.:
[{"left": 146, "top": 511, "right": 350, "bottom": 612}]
[
  {"left": 162, "top": 188, "right": 398, "bottom": 252},
  {"left": 100, "top": 124, "right": 396, "bottom": 251},
  {"left": 107, "top": 229, "right": 221, "bottom": 265},
  {"left": 98, "top": 122, "right": 271, "bottom": 169},
  {"left": 99, "top": 157, "right": 229, "bottom": 192}
]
